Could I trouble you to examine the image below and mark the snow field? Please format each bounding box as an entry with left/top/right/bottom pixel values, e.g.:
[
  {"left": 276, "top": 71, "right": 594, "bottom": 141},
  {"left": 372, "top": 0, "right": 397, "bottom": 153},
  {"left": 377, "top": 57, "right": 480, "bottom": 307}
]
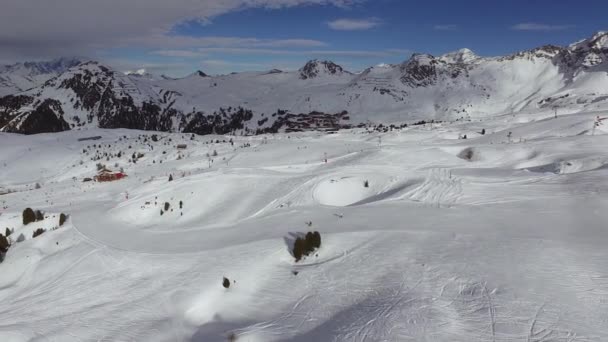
[{"left": 0, "top": 109, "right": 608, "bottom": 341}]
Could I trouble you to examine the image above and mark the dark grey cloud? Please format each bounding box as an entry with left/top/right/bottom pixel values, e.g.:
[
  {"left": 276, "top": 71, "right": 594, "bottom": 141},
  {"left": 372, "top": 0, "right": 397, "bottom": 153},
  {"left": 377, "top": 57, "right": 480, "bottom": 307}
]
[{"left": 0, "top": 0, "right": 362, "bottom": 61}]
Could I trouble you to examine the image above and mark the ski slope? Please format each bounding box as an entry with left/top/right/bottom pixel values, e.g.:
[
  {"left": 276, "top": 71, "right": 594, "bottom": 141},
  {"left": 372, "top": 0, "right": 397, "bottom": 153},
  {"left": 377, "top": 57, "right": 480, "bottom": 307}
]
[{"left": 1, "top": 109, "right": 608, "bottom": 341}]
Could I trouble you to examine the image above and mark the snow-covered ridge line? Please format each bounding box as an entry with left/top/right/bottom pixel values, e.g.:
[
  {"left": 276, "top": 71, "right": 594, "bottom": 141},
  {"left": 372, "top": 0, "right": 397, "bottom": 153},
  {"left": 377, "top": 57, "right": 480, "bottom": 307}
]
[{"left": 1, "top": 31, "right": 608, "bottom": 135}]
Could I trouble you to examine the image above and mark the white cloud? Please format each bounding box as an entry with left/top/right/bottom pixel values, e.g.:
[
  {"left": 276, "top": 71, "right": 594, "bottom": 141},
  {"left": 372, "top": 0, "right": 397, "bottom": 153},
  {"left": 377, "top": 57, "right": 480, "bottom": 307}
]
[
  {"left": 327, "top": 18, "right": 381, "bottom": 31},
  {"left": 434, "top": 24, "right": 459, "bottom": 31},
  {"left": 0, "top": 0, "right": 362, "bottom": 60},
  {"left": 511, "top": 23, "right": 574, "bottom": 32}
]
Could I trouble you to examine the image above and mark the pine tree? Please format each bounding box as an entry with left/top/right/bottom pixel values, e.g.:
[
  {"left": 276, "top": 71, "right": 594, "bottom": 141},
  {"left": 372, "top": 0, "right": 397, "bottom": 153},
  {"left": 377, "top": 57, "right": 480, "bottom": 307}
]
[
  {"left": 35, "top": 210, "right": 44, "bottom": 221},
  {"left": 22, "top": 208, "right": 36, "bottom": 225},
  {"left": 59, "top": 213, "right": 68, "bottom": 226},
  {"left": 0, "top": 234, "right": 9, "bottom": 253}
]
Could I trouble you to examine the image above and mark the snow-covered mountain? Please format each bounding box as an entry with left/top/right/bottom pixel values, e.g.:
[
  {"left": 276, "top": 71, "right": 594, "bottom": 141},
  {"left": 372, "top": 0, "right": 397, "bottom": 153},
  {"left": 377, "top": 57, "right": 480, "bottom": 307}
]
[
  {"left": 0, "top": 57, "right": 84, "bottom": 97},
  {"left": 2, "top": 32, "right": 608, "bottom": 134}
]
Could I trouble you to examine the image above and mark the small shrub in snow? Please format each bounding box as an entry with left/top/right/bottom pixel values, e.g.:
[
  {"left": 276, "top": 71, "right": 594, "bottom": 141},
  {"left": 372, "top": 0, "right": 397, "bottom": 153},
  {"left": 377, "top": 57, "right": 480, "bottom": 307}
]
[
  {"left": 212, "top": 150, "right": 218, "bottom": 157},
  {"left": 179, "top": 200, "right": 183, "bottom": 209},
  {"left": 35, "top": 210, "right": 44, "bottom": 222},
  {"left": 5, "top": 227, "right": 11, "bottom": 237},
  {"left": 160, "top": 209, "right": 164, "bottom": 216},
  {"left": 59, "top": 213, "right": 68, "bottom": 226},
  {"left": 364, "top": 180, "right": 369, "bottom": 188},
  {"left": 32, "top": 228, "right": 45, "bottom": 238},
  {"left": 168, "top": 174, "right": 173, "bottom": 182},
  {"left": 223, "top": 277, "right": 231, "bottom": 289},
  {"left": 23, "top": 208, "right": 36, "bottom": 225},
  {"left": 164, "top": 202, "right": 170, "bottom": 211}
]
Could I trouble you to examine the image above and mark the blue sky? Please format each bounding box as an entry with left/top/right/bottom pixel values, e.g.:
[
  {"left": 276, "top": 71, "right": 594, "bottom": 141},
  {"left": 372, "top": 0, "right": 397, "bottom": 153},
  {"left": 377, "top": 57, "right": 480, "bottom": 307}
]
[{"left": 3, "top": 0, "right": 607, "bottom": 76}]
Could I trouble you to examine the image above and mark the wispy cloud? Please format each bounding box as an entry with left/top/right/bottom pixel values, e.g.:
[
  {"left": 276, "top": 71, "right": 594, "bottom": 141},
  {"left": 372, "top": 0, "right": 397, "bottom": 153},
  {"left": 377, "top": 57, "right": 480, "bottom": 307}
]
[
  {"left": 131, "top": 36, "right": 328, "bottom": 49},
  {"left": 328, "top": 18, "right": 381, "bottom": 31},
  {"left": 192, "top": 47, "right": 408, "bottom": 58},
  {"left": 200, "top": 59, "right": 269, "bottom": 69},
  {"left": 433, "top": 24, "right": 458, "bottom": 31},
  {"left": 151, "top": 50, "right": 208, "bottom": 58},
  {"left": 511, "top": 23, "right": 574, "bottom": 32}
]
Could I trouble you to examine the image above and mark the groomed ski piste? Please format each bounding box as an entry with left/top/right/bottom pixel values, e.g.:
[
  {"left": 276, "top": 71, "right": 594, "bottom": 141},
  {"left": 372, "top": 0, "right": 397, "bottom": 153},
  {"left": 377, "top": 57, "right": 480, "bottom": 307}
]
[{"left": 1, "top": 108, "right": 608, "bottom": 341}]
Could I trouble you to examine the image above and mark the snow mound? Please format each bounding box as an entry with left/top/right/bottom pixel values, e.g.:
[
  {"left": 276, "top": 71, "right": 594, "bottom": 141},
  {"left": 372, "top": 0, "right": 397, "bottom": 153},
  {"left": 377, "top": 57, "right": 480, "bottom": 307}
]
[
  {"left": 523, "top": 157, "right": 608, "bottom": 174},
  {"left": 312, "top": 174, "right": 412, "bottom": 207},
  {"left": 313, "top": 176, "right": 374, "bottom": 206},
  {"left": 110, "top": 172, "right": 282, "bottom": 229},
  {"left": 457, "top": 147, "right": 478, "bottom": 162}
]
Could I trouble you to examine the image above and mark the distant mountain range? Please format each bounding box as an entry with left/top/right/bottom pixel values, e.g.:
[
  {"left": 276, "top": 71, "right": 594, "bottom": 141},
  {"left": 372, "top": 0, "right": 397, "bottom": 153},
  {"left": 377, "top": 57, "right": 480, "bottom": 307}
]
[
  {"left": 1, "top": 32, "right": 608, "bottom": 134},
  {"left": 0, "top": 57, "right": 84, "bottom": 97}
]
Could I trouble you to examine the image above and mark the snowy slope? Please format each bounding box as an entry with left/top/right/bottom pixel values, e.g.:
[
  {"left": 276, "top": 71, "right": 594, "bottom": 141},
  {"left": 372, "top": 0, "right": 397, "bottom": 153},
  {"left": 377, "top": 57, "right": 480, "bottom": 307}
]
[{"left": 1, "top": 107, "right": 608, "bottom": 341}]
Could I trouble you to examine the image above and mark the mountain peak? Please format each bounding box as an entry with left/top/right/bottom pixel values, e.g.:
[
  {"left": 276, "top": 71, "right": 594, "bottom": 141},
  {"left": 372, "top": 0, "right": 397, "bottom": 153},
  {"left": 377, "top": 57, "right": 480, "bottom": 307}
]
[
  {"left": 299, "top": 59, "right": 346, "bottom": 80},
  {"left": 570, "top": 31, "right": 608, "bottom": 51},
  {"left": 405, "top": 53, "right": 436, "bottom": 64},
  {"left": 125, "top": 68, "right": 147, "bottom": 76},
  {"left": 184, "top": 70, "right": 209, "bottom": 78},
  {"left": 439, "top": 48, "right": 479, "bottom": 64}
]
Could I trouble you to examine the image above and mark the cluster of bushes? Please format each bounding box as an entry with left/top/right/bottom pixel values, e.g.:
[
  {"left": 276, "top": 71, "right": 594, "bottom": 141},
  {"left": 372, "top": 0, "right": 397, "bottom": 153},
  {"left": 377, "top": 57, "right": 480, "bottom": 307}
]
[
  {"left": 22, "top": 208, "right": 68, "bottom": 235},
  {"left": 22, "top": 208, "right": 44, "bottom": 225},
  {"left": 292, "top": 231, "right": 321, "bottom": 262}
]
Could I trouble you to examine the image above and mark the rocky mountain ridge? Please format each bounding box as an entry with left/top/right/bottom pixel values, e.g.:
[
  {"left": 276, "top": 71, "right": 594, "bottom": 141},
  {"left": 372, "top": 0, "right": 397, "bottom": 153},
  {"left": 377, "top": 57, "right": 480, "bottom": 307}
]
[{"left": 1, "top": 32, "right": 608, "bottom": 134}]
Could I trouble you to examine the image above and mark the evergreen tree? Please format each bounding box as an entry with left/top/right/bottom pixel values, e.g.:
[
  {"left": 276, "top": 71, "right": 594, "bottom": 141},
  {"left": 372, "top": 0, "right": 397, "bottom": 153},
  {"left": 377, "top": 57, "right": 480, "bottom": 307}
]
[{"left": 22, "top": 208, "right": 36, "bottom": 225}]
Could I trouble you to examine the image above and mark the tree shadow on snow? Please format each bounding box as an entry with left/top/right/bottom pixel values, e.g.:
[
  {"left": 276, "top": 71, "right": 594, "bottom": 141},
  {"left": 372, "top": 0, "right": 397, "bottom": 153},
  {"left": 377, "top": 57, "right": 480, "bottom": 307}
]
[{"left": 189, "top": 317, "right": 257, "bottom": 342}]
